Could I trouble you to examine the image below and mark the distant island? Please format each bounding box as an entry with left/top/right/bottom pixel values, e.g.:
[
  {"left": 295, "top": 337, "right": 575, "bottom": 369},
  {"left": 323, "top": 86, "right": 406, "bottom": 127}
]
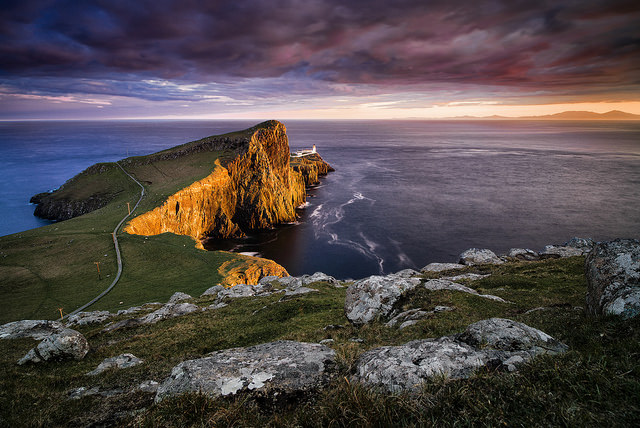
[{"left": 451, "top": 110, "right": 640, "bottom": 120}]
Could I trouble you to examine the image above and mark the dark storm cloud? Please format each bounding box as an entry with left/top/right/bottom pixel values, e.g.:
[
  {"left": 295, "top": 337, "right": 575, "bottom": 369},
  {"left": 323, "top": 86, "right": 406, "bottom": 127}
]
[{"left": 1, "top": 0, "right": 639, "bottom": 100}]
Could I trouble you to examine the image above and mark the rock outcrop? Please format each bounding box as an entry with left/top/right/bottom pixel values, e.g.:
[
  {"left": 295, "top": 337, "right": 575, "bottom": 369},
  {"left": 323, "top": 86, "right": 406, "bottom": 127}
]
[
  {"left": 87, "top": 353, "right": 144, "bottom": 376},
  {"left": 459, "top": 248, "right": 504, "bottom": 265},
  {"left": 585, "top": 239, "right": 640, "bottom": 319},
  {"left": 291, "top": 153, "right": 335, "bottom": 186},
  {"left": 0, "top": 320, "right": 65, "bottom": 340},
  {"left": 124, "top": 121, "right": 332, "bottom": 247},
  {"left": 217, "top": 255, "right": 289, "bottom": 286},
  {"left": 344, "top": 275, "right": 422, "bottom": 325},
  {"left": 65, "top": 311, "right": 114, "bottom": 327},
  {"left": 354, "top": 318, "right": 567, "bottom": 392},
  {"left": 155, "top": 341, "right": 335, "bottom": 402},
  {"left": 18, "top": 328, "right": 89, "bottom": 365}
]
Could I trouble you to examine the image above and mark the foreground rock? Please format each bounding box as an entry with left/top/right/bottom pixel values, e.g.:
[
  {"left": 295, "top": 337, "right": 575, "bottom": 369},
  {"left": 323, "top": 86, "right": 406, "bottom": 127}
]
[
  {"left": 423, "top": 279, "right": 506, "bottom": 302},
  {"left": 421, "top": 263, "right": 466, "bottom": 273},
  {"left": 0, "top": 320, "right": 65, "bottom": 340},
  {"left": 344, "top": 275, "right": 421, "bottom": 325},
  {"left": 155, "top": 341, "right": 335, "bottom": 402},
  {"left": 459, "top": 248, "right": 504, "bottom": 265},
  {"left": 87, "top": 353, "right": 144, "bottom": 376},
  {"left": 65, "top": 311, "right": 114, "bottom": 327},
  {"left": 585, "top": 239, "right": 640, "bottom": 319},
  {"left": 355, "top": 318, "right": 567, "bottom": 392},
  {"left": 139, "top": 303, "right": 201, "bottom": 324},
  {"left": 18, "top": 329, "right": 89, "bottom": 365}
]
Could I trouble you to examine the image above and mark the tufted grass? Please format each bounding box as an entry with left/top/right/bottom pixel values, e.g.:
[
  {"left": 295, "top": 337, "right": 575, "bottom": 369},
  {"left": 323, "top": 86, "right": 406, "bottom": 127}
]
[{"left": 1, "top": 256, "right": 639, "bottom": 426}]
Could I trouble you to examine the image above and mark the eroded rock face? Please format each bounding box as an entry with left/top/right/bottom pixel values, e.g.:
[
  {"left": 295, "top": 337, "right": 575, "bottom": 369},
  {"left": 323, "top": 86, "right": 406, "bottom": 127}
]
[
  {"left": 459, "top": 248, "right": 504, "bottom": 265},
  {"left": 18, "top": 329, "right": 89, "bottom": 364},
  {"left": 585, "top": 239, "right": 640, "bottom": 319},
  {"left": 0, "top": 320, "right": 65, "bottom": 340},
  {"left": 354, "top": 318, "right": 566, "bottom": 392},
  {"left": 217, "top": 256, "right": 288, "bottom": 286},
  {"left": 155, "top": 341, "right": 335, "bottom": 402},
  {"left": 124, "top": 121, "right": 331, "bottom": 247},
  {"left": 344, "top": 275, "right": 421, "bottom": 325},
  {"left": 87, "top": 353, "right": 143, "bottom": 376}
]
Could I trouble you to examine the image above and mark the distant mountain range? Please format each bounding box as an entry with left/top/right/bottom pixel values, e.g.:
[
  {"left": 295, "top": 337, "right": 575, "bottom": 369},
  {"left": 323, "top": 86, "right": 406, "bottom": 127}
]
[{"left": 453, "top": 110, "right": 640, "bottom": 120}]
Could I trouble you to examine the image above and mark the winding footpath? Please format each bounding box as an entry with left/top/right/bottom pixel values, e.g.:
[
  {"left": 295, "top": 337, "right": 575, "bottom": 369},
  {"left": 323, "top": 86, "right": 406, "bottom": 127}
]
[{"left": 64, "top": 162, "right": 145, "bottom": 319}]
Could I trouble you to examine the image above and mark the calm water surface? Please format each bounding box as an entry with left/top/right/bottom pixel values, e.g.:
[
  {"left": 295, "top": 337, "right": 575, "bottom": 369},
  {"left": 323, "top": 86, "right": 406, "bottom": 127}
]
[{"left": 2, "top": 120, "right": 639, "bottom": 279}]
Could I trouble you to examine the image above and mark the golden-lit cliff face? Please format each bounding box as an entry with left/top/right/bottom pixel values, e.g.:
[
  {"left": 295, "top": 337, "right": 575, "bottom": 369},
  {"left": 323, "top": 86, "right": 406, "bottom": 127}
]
[
  {"left": 217, "top": 256, "right": 289, "bottom": 286},
  {"left": 123, "top": 120, "right": 327, "bottom": 249}
]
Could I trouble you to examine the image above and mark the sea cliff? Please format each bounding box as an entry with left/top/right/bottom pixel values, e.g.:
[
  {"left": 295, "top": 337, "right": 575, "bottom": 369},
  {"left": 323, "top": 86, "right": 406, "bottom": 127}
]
[{"left": 123, "top": 120, "right": 332, "bottom": 247}]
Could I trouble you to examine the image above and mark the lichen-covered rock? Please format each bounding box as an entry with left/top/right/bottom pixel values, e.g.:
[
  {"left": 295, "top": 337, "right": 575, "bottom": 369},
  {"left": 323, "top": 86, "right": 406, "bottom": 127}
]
[
  {"left": 540, "top": 245, "right": 584, "bottom": 259},
  {"left": 155, "top": 341, "right": 335, "bottom": 402},
  {"left": 442, "top": 273, "right": 490, "bottom": 282},
  {"left": 507, "top": 248, "right": 540, "bottom": 261},
  {"left": 391, "top": 269, "right": 421, "bottom": 278},
  {"left": 421, "top": 263, "right": 466, "bottom": 273},
  {"left": 459, "top": 248, "right": 504, "bottom": 265},
  {"left": 354, "top": 318, "right": 566, "bottom": 392},
  {"left": 458, "top": 318, "right": 568, "bottom": 353},
  {"left": 167, "top": 292, "right": 192, "bottom": 304},
  {"left": 216, "top": 284, "right": 257, "bottom": 300},
  {"left": 18, "top": 329, "right": 89, "bottom": 364},
  {"left": 87, "top": 353, "right": 143, "bottom": 376},
  {"left": 139, "top": 303, "right": 201, "bottom": 324},
  {"left": 301, "top": 272, "right": 340, "bottom": 287},
  {"left": 344, "top": 275, "right": 421, "bottom": 325},
  {"left": 201, "top": 285, "right": 224, "bottom": 298},
  {"left": 585, "top": 239, "right": 640, "bottom": 319},
  {"left": 424, "top": 279, "right": 506, "bottom": 302},
  {"left": 564, "top": 237, "right": 595, "bottom": 251},
  {"left": 0, "top": 320, "right": 65, "bottom": 340},
  {"left": 65, "top": 311, "right": 113, "bottom": 327}
]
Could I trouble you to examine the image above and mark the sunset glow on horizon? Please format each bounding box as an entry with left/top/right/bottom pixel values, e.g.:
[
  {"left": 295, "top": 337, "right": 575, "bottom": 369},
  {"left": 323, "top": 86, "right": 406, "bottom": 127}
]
[{"left": 1, "top": 1, "right": 639, "bottom": 120}]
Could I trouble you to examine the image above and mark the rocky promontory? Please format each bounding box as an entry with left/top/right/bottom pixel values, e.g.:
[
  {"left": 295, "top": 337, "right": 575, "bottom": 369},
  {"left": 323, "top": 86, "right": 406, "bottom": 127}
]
[{"left": 30, "top": 121, "right": 333, "bottom": 249}]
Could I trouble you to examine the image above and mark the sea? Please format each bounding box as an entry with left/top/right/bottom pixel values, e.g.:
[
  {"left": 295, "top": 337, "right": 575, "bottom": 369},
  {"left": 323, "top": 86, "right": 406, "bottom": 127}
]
[{"left": 1, "top": 120, "right": 639, "bottom": 279}]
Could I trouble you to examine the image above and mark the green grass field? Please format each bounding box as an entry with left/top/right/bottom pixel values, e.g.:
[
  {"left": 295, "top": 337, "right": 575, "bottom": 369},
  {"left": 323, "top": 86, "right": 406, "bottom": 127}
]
[
  {"left": 1, "top": 257, "right": 638, "bottom": 426},
  {"left": 0, "top": 137, "right": 241, "bottom": 323}
]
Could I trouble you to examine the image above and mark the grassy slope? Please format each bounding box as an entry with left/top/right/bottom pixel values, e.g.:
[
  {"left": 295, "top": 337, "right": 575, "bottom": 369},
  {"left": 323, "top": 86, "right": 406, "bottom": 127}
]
[
  {"left": 0, "top": 257, "right": 638, "bottom": 426},
  {"left": 0, "top": 134, "right": 241, "bottom": 324}
]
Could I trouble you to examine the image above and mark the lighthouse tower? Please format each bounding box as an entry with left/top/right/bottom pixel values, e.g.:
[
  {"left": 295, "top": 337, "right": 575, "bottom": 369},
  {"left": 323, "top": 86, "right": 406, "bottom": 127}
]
[{"left": 312, "top": 144, "right": 317, "bottom": 153}]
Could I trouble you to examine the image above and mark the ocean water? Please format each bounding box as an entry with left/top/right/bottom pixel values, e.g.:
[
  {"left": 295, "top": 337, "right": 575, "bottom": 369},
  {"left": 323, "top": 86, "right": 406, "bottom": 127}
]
[{"left": 2, "top": 120, "right": 639, "bottom": 279}]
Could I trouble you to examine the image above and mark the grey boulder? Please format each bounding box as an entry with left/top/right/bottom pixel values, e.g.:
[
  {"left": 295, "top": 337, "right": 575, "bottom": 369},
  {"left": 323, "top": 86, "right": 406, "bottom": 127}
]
[
  {"left": 585, "top": 239, "right": 640, "bottom": 319},
  {"left": 65, "top": 311, "right": 113, "bottom": 327},
  {"left": 354, "top": 318, "right": 566, "bottom": 392},
  {"left": 459, "top": 248, "right": 504, "bottom": 265},
  {"left": 139, "top": 303, "right": 201, "bottom": 324},
  {"left": 0, "top": 320, "right": 65, "bottom": 340},
  {"left": 344, "top": 275, "right": 421, "bottom": 325},
  {"left": 421, "top": 263, "right": 466, "bottom": 273},
  {"left": 301, "top": 272, "right": 341, "bottom": 287},
  {"left": 201, "top": 285, "right": 224, "bottom": 298},
  {"left": 167, "top": 292, "right": 192, "bottom": 304},
  {"left": 155, "top": 340, "right": 335, "bottom": 402},
  {"left": 507, "top": 248, "right": 540, "bottom": 261},
  {"left": 540, "top": 245, "right": 584, "bottom": 259},
  {"left": 18, "top": 328, "right": 89, "bottom": 364},
  {"left": 87, "top": 353, "right": 144, "bottom": 375}
]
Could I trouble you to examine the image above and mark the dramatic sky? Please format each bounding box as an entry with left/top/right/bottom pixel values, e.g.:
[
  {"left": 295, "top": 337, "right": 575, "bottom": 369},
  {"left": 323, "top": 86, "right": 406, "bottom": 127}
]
[{"left": 1, "top": 0, "right": 639, "bottom": 119}]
